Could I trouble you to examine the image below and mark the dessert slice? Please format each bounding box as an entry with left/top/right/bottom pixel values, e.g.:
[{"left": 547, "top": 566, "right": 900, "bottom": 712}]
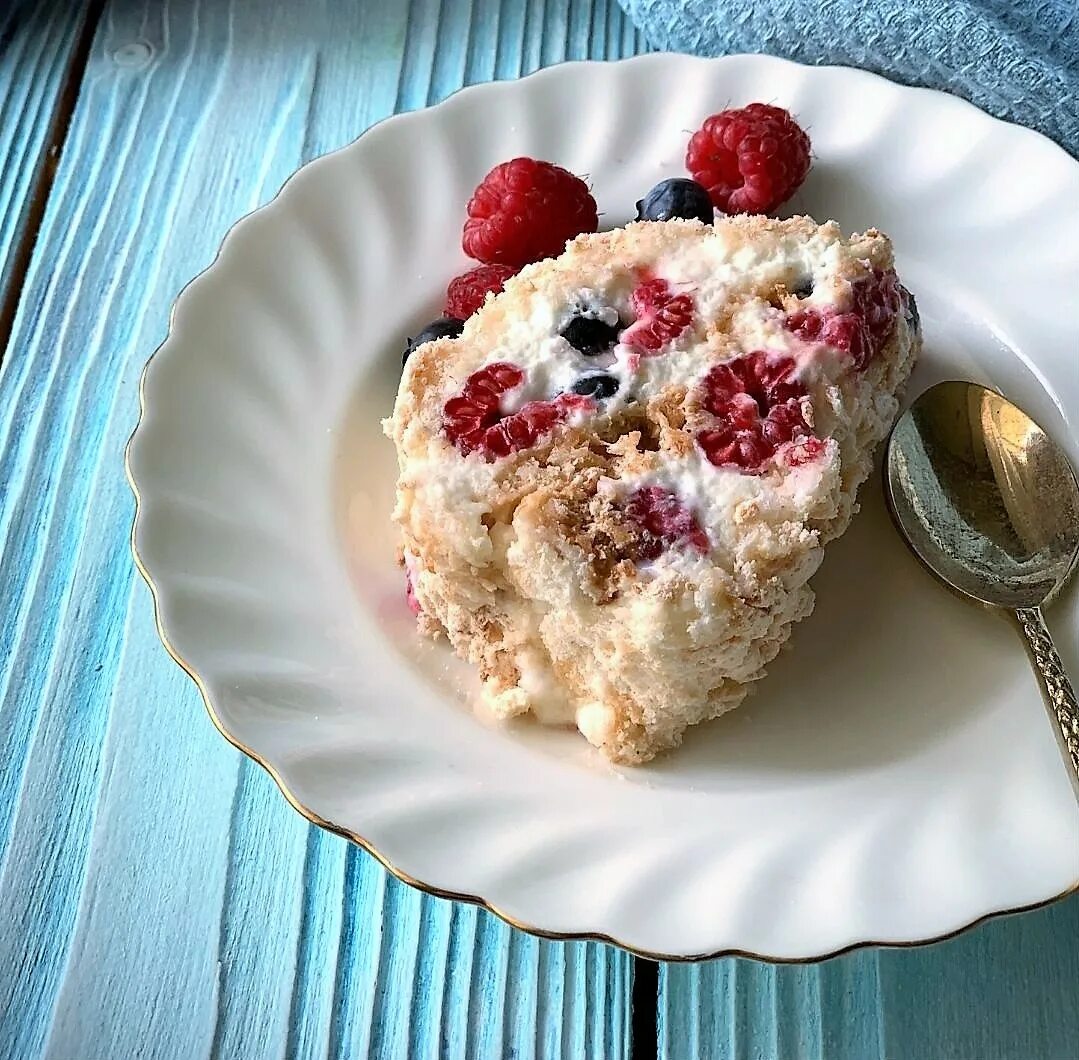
[{"left": 386, "top": 216, "right": 920, "bottom": 764}]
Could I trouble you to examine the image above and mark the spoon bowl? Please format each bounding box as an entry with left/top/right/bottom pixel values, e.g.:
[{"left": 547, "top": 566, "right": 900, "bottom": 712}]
[
  {"left": 886, "top": 380, "right": 1079, "bottom": 791},
  {"left": 886, "top": 381, "right": 1079, "bottom": 609}
]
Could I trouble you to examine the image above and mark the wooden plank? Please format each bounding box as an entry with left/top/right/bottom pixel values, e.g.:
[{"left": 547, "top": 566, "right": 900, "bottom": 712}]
[
  {"left": 0, "top": 2, "right": 89, "bottom": 324},
  {"left": 659, "top": 895, "right": 1079, "bottom": 1059},
  {"left": 875, "top": 897, "right": 1079, "bottom": 1060},
  {"left": 659, "top": 951, "right": 883, "bottom": 1060},
  {"left": 0, "top": 1, "right": 644, "bottom": 1057}
]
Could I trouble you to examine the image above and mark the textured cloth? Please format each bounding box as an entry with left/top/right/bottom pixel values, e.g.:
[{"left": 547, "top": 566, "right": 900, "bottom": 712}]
[{"left": 618, "top": 0, "right": 1078, "bottom": 155}]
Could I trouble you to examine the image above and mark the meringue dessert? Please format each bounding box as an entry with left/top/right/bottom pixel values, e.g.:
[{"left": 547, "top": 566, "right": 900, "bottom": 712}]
[{"left": 386, "top": 216, "right": 920, "bottom": 763}]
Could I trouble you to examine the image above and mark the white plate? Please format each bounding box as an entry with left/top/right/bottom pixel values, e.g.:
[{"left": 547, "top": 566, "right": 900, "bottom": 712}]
[{"left": 127, "top": 53, "right": 1079, "bottom": 960}]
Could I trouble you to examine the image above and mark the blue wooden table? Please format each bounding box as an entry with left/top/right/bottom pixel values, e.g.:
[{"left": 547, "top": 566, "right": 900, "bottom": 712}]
[{"left": 2, "top": 2, "right": 1078, "bottom": 1057}]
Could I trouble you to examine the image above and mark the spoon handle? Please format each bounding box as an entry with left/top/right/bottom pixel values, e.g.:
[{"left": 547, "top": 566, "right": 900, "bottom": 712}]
[{"left": 1016, "top": 607, "right": 1079, "bottom": 783}]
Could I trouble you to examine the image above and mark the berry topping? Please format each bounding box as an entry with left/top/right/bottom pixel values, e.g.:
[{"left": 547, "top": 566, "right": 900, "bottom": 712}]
[
  {"left": 561, "top": 315, "right": 621, "bottom": 356},
  {"left": 785, "top": 306, "right": 866, "bottom": 366},
  {"left": 635, "top": 178, "right": 714, "bottom": 225},
  {"left": 561, "top": 315, "right": 622, "bottom": 355},
  {"left": 442, "top": 362, "right": 593, "bottom": 458},
  {"left": 696, "top": 351, "right": 816, "bottom": 473},
  {"left": 462, "top": 158, "right": 599, "bottom": 267},
  {"left": 482, "top": 393, "right": 592, "bottom": 458},
  {"left": 901, "top": 285, "right": 920, "bottom": 334},
  {"left": 403, "top": 316, "right": 465, "bottom": 366},
  {"left": 443, "top": 361, "right": 524, "bottom": 452},
  {"left": 621, "top": 278, "right": 695, "bottom": 353},
  {"left": 445, "top": 263, "right": 517, "bottom": 319},
  {"left": 624, "top": 486, "right": 710, "bottom": 560},
  {"left": 571, "top": 373, "right": 619, "bottom": 399},
  {"left": 786, "top": 268, "right": 900, "bottom": 369},
  {"left": 686, "top": 104, "right": 811, "bottom": 215},
  {"left": 852, "top": 268, "right": 902, "bottom": 348},
  {"left": 785, "top": 436, "right": 827, "bottom": 467}
]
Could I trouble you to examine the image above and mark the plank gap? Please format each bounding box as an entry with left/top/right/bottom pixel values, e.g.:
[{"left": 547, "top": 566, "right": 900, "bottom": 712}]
[
  {"left": 630, "top": 956, "right": 659, "bottom": 1059},
  {"left": 0, "top": 0, "right": 106, "bottom": 364}
]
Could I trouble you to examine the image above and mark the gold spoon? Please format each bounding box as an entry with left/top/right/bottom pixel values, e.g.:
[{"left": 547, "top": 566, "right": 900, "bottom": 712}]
[{"left": 885, "top": 381, "right": 1079, "bottom": 791}]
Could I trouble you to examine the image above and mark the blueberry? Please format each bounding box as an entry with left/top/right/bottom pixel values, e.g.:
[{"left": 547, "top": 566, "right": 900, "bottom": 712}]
[
  {"left": 572, "top": 373, "right": 619, "bottom": 400},
  {"left": 903, "top": 288, "right": 921, "bottom": 334},
  {"left": 403, "top": 316, "right": 464, "bottom": 365},
  {"left": 635, "top": 179, "right": 714, "bottom": 225},
  {"left": 561, "top": 315, "right": 621, "bottom": 356},
  {"left": 790, "top": 277, "right": 814, "bottom": 299}
]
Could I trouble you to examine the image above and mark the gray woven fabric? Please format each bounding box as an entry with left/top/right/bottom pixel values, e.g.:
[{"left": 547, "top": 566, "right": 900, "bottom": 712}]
[{"left": 619, "top": 0, "right": 1078, "bottom": 154}]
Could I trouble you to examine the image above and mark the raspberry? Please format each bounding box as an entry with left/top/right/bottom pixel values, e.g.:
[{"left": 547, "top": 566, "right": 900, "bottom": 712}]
[
  {"left": 786, "top": 268, "right": 900, "bottom": 369},
  {"left": 442, "top": 362, "right": 592, "bottom": 458},
  {"left": 786, "top": 307, "right": 869, "bottom": 366},
  {"left": 785, "top": 436, "right": 827, "bottom": 467},
  {"left": 700, "top": 351, "right": 804, "bottom": 415},
  {"left": 686, "top": 104, "right": 811, "bottom": 214},
  {"left": 624, "top": 486, "right": 710, "bottom": 559},
  {"left": 621, "top": 278, "right": 695, "bottom": 352},
  {"left": 462, "top": 158, "right": 599, "bottom": 266},
  {"left": 852, "top": 268, "right": 902, "bottom": 351},
  {"left": 444, "top": 264, "right": 518, "bottom": 319},
  {"left": 482, "top": 393, "right": 591, "bottom": 458},
  {"left": 696, "top": 351, "right": 816, "bottom": 473},
  {"left": 443, "top": 361, "right": 524, "bottom": 453}
]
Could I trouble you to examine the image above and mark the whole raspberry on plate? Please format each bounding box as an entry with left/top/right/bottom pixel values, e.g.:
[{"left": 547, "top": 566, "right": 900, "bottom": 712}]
[
  {"left": 463, "top": 158, "right": 599, "bottom": 266},
  {"left": 686, "top": 104, "right": 811, "bottom": 214},
  {"left": 445, "top": 263, "right": 518, "bottom": 319}
]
